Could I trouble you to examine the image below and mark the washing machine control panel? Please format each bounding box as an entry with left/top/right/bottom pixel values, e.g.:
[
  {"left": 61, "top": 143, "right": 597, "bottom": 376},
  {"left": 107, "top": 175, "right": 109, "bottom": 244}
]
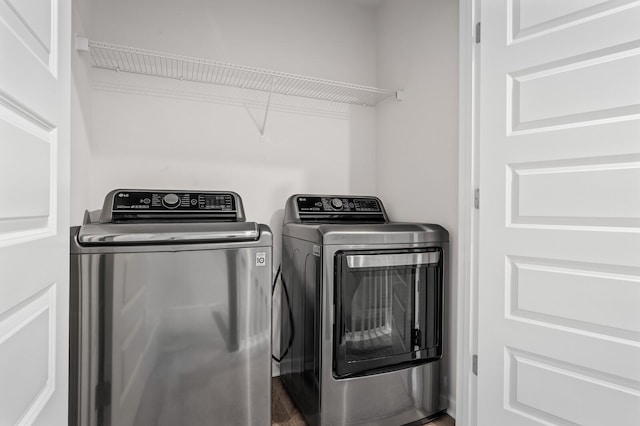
[
  {"left": 101, "top": 190, "right": 245, "bottom": 223},
  {"left": 112, "top": 191, "right": 235, "bottom": 211}
]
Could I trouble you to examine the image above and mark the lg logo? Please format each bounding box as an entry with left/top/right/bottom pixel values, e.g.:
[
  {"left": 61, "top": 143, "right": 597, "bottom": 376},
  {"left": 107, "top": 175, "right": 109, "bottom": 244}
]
[{"left": 256, "top": 252, "right": 266, "bottom": 267}]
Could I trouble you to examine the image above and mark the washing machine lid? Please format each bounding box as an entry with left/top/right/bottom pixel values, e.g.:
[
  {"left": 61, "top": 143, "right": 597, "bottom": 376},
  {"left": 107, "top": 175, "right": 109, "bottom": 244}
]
[
  {"left": 76, "top": 189, "right": 260, "bottom": 245},
  {"left": 77, "top": 221, "right": 261, "bottom": 245}
]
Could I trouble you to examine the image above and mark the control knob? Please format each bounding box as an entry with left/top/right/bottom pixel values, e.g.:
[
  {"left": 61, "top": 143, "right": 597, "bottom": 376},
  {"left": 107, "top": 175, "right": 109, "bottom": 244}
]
[
  {"left": 162, "top": 193, "right": 180, "bottom": 209},
  {"left": 330, "top": 198, "right": 343, "bottom": 210}
]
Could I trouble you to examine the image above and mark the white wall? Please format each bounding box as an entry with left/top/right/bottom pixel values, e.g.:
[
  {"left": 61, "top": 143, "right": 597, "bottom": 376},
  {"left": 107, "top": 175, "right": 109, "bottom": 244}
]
[
  {"left": 375, "top": 0, "right": 460, "bottom": 416},
  {"left": 71, "top": 0, "right": 379, "bottom": 229},
  {"left": 70, "top": 0, "right": 93, "bottom": 224}
]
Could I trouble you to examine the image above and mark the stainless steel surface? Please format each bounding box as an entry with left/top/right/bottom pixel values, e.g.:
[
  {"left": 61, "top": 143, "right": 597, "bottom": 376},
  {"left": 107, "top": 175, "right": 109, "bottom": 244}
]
[
  {"left": 70, "top": 189, "right": 272, "bottom": 426},
  {"left": 281, "top": 236, "right": 448, "bottom": 426},
  {"left": 282, "top": 222, "right": 448, "bottom": 245},
  {"left": 346, "top": 251, "right": 440, "bottom": 268},
  {"left": 320, "top": 242, "right": 448, "bottom": 426},
  {"left": 78, "top": 221, "right": 260, "bottom": 244},
  {"left": 273, "top": 376, "right": 455, "bottom": 426},
  {"left": 279, "top": 195, "right": 449, "bottom": 426},
  {"left": 70, "top": 227, "right": 272, "bottom": 426}
]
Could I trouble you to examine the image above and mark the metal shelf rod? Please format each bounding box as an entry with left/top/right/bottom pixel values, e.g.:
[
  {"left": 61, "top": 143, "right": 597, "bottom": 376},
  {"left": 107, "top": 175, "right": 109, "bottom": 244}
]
[{"left": 77, "top": 37, "right": 401, "bottom": 107}]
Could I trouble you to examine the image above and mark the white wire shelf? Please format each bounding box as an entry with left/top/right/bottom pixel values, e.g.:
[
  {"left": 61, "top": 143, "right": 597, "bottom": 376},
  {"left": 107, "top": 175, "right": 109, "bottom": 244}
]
[{"left": 82, "top": 39, "right": 400, "bottom": 107}]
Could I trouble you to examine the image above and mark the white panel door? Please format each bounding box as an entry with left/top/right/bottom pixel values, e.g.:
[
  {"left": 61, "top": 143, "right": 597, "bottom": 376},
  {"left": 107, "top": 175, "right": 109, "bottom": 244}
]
[
  {"left": 478, "top": 1, "right": 640, "bottom": 425},
  {"left": 0, "top": 0, "right": 70, "bottom": 423}
]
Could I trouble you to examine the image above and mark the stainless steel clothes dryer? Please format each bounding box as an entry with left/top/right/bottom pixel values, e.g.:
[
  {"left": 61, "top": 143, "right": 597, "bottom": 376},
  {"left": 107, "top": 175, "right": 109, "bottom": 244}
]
[
  {"left": 70, "top": 189, "right": 272, "bottom": 426},
  {"left": 279, "top": 194, "right": 448, "bottom": 426}
]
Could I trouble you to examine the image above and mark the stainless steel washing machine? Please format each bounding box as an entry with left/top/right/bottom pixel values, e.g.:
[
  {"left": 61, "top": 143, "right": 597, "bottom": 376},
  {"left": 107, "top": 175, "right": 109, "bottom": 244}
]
[
  {"left": 279, "top": 194, "right": 448, "bottom": 426},
  {"left": 70, "top": 189, "right": 272, "bottom": 426}
]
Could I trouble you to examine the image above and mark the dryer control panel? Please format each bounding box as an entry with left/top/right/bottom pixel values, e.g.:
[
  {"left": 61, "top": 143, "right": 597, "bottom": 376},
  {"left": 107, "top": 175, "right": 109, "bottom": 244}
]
[
  {"left": 99, "top": 189, "right": 245, "bottom": 223},
  {"left": 285, "top": 194, "right": 388, "bottom": 224},
  {"left": 296, "top": 196, "right": 382, "bottom": 213}
]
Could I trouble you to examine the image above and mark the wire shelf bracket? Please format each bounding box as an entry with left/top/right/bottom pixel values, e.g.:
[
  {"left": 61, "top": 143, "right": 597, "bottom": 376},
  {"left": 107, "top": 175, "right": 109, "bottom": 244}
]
[{"left": 245, "top": 76, "right": 276, "bottom": 136}]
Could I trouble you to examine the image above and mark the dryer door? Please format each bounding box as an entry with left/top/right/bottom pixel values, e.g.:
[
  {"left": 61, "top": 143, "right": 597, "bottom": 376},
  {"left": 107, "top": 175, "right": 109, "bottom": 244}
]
[{"left": 333, "top": 248, "right": 443, "bottom": 378}]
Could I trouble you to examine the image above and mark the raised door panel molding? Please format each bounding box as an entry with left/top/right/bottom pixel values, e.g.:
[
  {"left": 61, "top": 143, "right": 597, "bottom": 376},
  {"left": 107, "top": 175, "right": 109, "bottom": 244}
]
[
  {"left": 509, "top": 0, "right": 640, "bottom": 43},
  {"left": 506, "top": 348, "right": 640, "bottom": 425},
  {"left": 0, "top": 0, "right": 56, "bottom": 73},
  {"left": 0, "top": 91, "right": 55, "bottom": 246},
  {"left": 508, "top": 40, "right": 640, "bottom": 134},
  {"left": 0, "top": 285, "right": 56, "bottom": 425},
  {"left": 507, "top": 155, "right": 640, "bottom": 230},
  {"left": 507, "top": 256, "right": 640, "bottom": 342}
]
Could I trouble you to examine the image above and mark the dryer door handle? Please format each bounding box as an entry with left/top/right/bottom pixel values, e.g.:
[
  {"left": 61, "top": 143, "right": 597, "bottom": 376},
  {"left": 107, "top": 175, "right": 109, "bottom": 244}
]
[{"left": 345, "top": 251, "right": 440, "bottom": 269}]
